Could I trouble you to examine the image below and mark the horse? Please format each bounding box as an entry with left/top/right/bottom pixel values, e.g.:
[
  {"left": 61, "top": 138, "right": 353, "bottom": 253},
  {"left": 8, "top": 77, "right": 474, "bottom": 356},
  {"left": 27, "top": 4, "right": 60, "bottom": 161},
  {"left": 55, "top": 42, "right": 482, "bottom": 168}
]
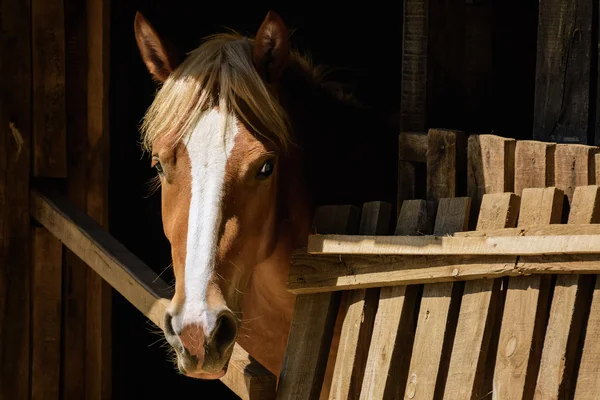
[{"left": 134, "top": 9, "right": 397, "bottom": 389}]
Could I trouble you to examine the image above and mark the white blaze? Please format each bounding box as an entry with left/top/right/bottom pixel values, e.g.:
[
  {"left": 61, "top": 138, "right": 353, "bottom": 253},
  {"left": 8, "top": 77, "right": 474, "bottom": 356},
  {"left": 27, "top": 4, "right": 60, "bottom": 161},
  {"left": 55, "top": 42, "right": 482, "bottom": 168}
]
[{"left": 178, "top": 108, "right": 239, "bottom": 333}]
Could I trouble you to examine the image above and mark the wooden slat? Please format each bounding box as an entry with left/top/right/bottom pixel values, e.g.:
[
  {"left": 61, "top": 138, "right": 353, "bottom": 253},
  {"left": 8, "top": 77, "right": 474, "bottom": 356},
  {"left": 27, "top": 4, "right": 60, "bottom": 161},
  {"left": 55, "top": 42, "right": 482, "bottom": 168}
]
[
  {"left": 574, "top": 278, "right": 600, "bottom": 399},
  {"left": 555, "top": 144, "right": 598, "bottom": 203},
  {"left": 329, "top": 202, "right": 391, "bottom": 400},
  {"left": 596, "top": 154, "right": 600, "bottom": 184},
  {"left": 305, "top": 231, "right": 600, "bottom": 256},
  {"left": 518, "top": 187, "right": 563, "bottom": 226},
  {"left": 395, "top": 199, "right": 436, "bottom": 235},
  {"left": 399, "top": 131, "right": 428, "bottom": 163},
  {"left": 30, "top": 188, "right": 275, "bottom": 399},
  {"left": 360, "top": 200, "right": 436, "bottom": 399},
  {"left": 31, "top": 228, "right": 63, "bottom": 400},
  {"left": 32, "top": 0, "right": 67, "bottom": 177},
  {"left": 63, "top": 0, "right": 88, "bottom": 393},
  {"left": 0, "top": 0, "right": 32, "bottom": 397},
  {"left": 514, "top": 141, "right": 556, "bottom": 196},
  {"left": 443, "top": 193, "right": 520, "bottom": 400},
  {"left": 467, "top": 134, "right": 516, "bottom": 214},
  {"left": 427, "top": 129, "right": 467, "bottom": 202},
  {"left": 534, "top": 186, "right": 600, "bottom": 399},
  {"left": 86, "top": 0, "right": 111, "bottom": 398},
  {"left": 277, "top": 205, "right": 358, "bottom": 400},
  {"left": 493, "top": 188, "right": 562, "bottom": 399},
  {"left": 404, "top": 198, "right": 470, "bottom": 400},
  {"left": 533, "top": 0, "right": 594, "bottom": 144},
  {"left": 397, "top": 161, "right": 417, "bottom": 218}
]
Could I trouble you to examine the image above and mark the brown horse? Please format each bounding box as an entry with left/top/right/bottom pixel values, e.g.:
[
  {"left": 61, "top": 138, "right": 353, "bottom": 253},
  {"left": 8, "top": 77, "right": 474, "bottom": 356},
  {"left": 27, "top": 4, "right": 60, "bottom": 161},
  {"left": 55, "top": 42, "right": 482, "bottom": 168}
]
[{"left": 134, "top": 9, "right": 396, "bottom": 385}]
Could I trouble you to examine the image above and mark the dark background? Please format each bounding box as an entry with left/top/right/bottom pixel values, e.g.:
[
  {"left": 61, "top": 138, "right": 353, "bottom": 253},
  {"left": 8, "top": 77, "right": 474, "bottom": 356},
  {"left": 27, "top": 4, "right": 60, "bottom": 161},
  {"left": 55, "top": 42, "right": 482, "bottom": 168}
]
[{"left": 108, "top": 1, "right": 538, "bottom": 397}]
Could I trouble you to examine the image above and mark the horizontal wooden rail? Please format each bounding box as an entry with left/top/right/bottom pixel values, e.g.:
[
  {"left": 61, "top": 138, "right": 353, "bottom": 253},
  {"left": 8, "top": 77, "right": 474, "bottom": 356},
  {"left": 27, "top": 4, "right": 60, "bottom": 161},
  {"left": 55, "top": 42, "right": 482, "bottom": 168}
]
[
  {"left": 289, "top": 224, "right": 600, "bottom": 294},
  {"left": 306, "top": 225, "right": 600, "bottom": 256},
  {"left": 30, "top": 188, "right": 276, "bottom": 400}
]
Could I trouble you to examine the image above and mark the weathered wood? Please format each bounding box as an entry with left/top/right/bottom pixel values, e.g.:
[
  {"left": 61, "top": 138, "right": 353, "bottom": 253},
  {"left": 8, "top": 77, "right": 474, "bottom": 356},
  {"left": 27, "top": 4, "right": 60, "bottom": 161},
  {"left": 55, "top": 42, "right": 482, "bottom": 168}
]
[
  {"left": 596, "top": 154, "right": 600, "bottom": 184},
  {"left": 427, "top": 129, "right": 467, "bottom": 202},
  {"left": 305, "top": 230, "right": 600, "bottom": 256},
  {"left": 514, "top": 141, "right": 556, "bottom": 196},
  {"left": 534, "top": 185, "right": 600, "bottom": 399},
  {"left": 31, "top": 228, "right": 63, "bottom": 400},
  {"left": 0, "top": 0, "right": 32, "bottom": 396},
  {"left": 443, "top": 192, "right": 519, "bottom": 400},
  {"left": 400, "top": 0, "right": 428, "bottom": 132},
  {"left": 289, "top": 252, "right": 600, "bottom": 294},
  {"left": 63, "top": 0, "right": 88, "bottom": 395},
  {"left": 399, "top": 131, "right": 428, "bottom": 163},
  {"left": 277, "top": 205, "right": 358, "bottom": 400},
  {"left": 467, "top": 134, "right": 516, "bottom": 204},
  {"left": 30, "top": 188, "right": 275, "bottom": 399},
  {"left": 533, "top": 0, "right": 594, "bottom": 144},
  {"left": 329, "top": 202, "right": 391, "bottom": 400},
  {"left": 86, "top": 0, "right": 111, "bottom": 397},
  {"left": 32, "top": 0, "right": 67, "bottom": 177},
  {"left": 404, "top": 198, "right": 470, "bottom": 400},
  {"left": 574, "top": 277, "right": 600, "bottom": 399},
  {"left": 360, "top": 199, "right": 435, "bottom": 399},
  {"left": 554, "top": 144, "right": 598, "bottom": 203},
  {"left": 493, "top": 187, "right": 562, "bottom": 399},
  {"left": 518, "top": 187, "right": 563, "bottom": 226},
  {"left": 395, "top": 199, "right": 436, "bottom": 235}
]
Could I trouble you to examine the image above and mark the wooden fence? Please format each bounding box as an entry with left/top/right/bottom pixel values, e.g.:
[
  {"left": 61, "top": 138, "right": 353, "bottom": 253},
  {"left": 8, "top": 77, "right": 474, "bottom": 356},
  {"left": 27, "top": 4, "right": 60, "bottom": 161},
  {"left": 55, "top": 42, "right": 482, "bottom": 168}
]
[{"left": 280, "top": 129, "right": 600, "bottom": 399}]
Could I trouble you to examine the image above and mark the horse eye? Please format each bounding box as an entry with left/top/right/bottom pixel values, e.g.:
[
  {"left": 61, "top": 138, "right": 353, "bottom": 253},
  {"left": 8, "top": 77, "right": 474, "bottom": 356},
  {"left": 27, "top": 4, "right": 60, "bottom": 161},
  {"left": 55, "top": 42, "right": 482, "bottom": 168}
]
[
  {"left": 153, "top": 157, "right": 164, "bottom": 176},
  {"left": 257, "top": 159, "right": 275, "bottom": 180}
]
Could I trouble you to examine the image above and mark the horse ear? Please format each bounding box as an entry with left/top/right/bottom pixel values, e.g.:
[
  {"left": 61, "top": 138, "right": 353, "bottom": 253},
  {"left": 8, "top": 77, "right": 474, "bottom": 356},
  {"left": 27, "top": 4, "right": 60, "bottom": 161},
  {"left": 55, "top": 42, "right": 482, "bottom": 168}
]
[
  {"left": 253, "top": 11, "right": 290, "bottom": 83},
  {"left": 134, "top": 12, "right": 182, "bottom": 82}
]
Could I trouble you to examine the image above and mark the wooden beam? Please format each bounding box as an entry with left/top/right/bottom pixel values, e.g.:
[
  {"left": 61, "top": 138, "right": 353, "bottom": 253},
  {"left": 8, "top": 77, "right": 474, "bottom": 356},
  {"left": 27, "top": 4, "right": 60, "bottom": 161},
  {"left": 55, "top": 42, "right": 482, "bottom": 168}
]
[
  {"left": 533, "top": 0, "right": 594, "bottom": 144},
  {"left": 555, "top": 145, "right": 598, "bottom": 203},
  {"left": 513, "top": 141, "right": 556, "bottom": 196},
  {"left": 0, "top": 0, "right": 32, "bottom": 397},
  {"left": 399, "top": 131, "right": 428, "bottom": 163},
  {"left": 427, "top": 129, "right": 467, "bottom": 202},
  {"left": 29, "top": 188, "right": 276, "bottom": 400},
  {"left": 32, "top": 0, "right": 67, "bottom": 177}
]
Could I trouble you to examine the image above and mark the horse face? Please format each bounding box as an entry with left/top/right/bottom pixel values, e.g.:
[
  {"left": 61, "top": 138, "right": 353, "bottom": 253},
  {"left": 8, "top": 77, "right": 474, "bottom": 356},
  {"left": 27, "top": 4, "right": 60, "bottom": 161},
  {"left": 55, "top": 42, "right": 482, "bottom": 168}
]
[{"left": 135, "top": 11, "right": 290, "bottom": 378}]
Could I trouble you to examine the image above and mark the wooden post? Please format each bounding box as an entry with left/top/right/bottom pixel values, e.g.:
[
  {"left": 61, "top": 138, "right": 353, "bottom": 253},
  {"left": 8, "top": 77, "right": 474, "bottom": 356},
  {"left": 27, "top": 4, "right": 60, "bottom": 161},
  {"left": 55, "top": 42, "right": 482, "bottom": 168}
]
[
  {"left": 533, "top": 0, "right": 594, "bottom": 144},
  {"left": 0, "top": 1, "right": 32, "bottom": 398},
  {"left": 86, "top": 0, "right": 111, "bottom": 398}
]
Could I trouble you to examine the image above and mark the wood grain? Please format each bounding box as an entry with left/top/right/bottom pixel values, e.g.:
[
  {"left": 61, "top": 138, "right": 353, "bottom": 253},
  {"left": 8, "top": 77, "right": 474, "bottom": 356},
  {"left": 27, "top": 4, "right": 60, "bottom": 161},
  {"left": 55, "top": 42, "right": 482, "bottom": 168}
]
[
  {"left": 554, "top": 144, "right": 598, "bottom": 203},
  {"left": 514, "top": 141, "right": 556, "bottom": 196},
  {"left": 427, "top": 129, "right": 467, "bottom": 202}
]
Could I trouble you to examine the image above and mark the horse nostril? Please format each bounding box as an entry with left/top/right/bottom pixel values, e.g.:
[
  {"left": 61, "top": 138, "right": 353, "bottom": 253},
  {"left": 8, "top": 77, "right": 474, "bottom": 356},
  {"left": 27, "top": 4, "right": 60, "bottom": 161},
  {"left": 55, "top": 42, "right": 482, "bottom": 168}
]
[
  {"left": 164, "top": 311, "right": 176, "bottom": 336},
  {"left": 213, "top": 311, "right": 238, "bottom": 356}
]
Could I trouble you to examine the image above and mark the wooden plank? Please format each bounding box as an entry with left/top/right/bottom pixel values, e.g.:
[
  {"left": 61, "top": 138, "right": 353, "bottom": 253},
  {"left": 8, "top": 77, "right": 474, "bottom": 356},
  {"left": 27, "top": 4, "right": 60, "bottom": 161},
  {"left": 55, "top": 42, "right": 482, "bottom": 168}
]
[
  {"left": 514, "top": 141, "right": 556, "bottom": 196},
  {"left": 467, "top": 134, "right": 516, "bottom": 206},
  {"left": 534, "top": 186, "right": 600, "bottom": 399},
  {"left": 533, "top": 0, "right": 593, "bottom": 144},
  {"left": 574, "top": 277, "right": 600, "bottom": 399},
  {"left": 30, "top": 188, "right": 275, "bottom": 399},
  {"left": 277, "top": 205, "right": 358, "bottom": 400},
  {"left": 360, "top": 199, "right": 436, "bottom": 399},
  {"left": 443, "top": 193, "right": 519, "bottom": 400},
  {"left": 404, "top": 198, "right": 470, "bottom": 400},
  {"left": 289, "top": 252, "right": 600, "bottom": 294},
  {"left": 555, "top": 144, "right": 598, "bottom": 203},
  {"left": 31, "top": 228, "right": 63, "bottom": 400},
  {"left": 493, "top": 188, "right": 562, "bottom": 399},
  {"left": 86, "top": 0, "right": 111, "bottom": 398},
  {"left": 596, "top": 154, "right": 600, "bottom": 184},
  {"left": 399, "top": 131, "right": 428, "bottom": 163},
  {"left": 329, "top": 201, "right": 391, "bottom": 400},
  {"left": 63, "top": 0, "right": 88, "bottom": 393},
  {"left": 305, "top": 231, "right": 600, "bottom": 256},
  {"left": 427, "top": 129, "right": 467, "bottom": 202},
  {"left": 0, "top": 0, "right": 32, "bottom": 397},
  {"left": 395, "top": 200, "right": 436, "bottom": 235},
  {"left": 400, "top": 0, "right": 428, "bottom": 132},
  {"left": 518, "top": 187, "right": 563, "bottom": 226},
  {"left": 32, "top": 0, "right": 67, "bottom": 177}
]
